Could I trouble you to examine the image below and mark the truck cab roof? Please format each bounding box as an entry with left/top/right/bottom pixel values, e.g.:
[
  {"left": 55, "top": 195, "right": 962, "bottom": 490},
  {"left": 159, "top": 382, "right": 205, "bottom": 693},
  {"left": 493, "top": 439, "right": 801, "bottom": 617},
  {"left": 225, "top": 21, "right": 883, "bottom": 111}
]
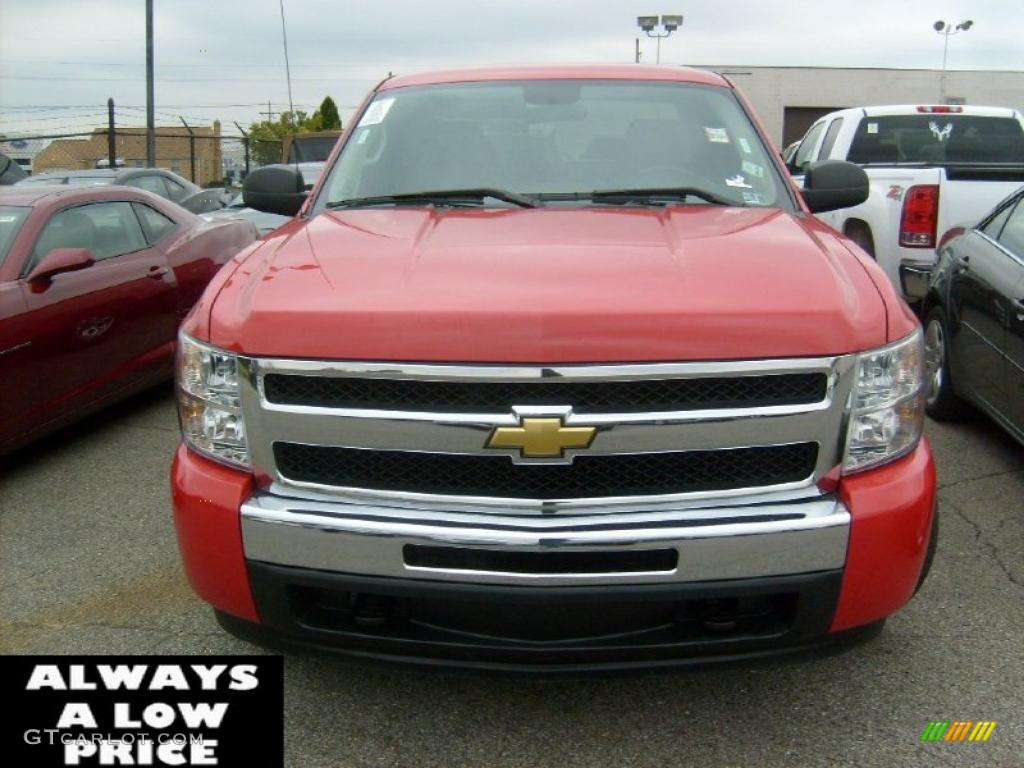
[{"left": 380, "top": 65, "right": 731, "bottom": 91}]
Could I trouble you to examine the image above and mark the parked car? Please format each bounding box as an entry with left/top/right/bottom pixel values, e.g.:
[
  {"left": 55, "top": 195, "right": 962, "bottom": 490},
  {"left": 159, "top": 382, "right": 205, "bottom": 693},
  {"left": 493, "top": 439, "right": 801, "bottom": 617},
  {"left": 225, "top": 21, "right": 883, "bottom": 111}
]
[
  {"left": 0, "top": 152, "right": 29, "bottom": 185},
  {"left": 780, "top": 140, "right": 800, "bottom": 166},
  {"left": 282, "top": 132, "right": 341, "bottom": 163},
  {"left": 0, "top": 185, "right": 257, "bottom": 454},
  {"left": 921, "top": 186, "right": 1024, "bottom": 442},
  {"left": 200, "top": 161, "right": 325, "bottom": 235},
  {"left": 15, "top": 168, "right": 231, "bottom": 215},
  {"left": 173, "top": 65, "right": 936, "bottom": 672},
  {"left": 787, "top": 105, "right": 1024, "bottom": 299}
]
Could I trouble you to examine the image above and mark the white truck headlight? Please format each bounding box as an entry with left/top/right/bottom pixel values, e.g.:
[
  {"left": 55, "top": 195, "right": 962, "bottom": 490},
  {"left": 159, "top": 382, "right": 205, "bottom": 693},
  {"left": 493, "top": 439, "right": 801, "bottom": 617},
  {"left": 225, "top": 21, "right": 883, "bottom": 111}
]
[
  {"left": 843, "top": 329, "right": 924, "bottom": 473},
  {"left": 177, "top": 332, "right": 250, "bottom": 468}
]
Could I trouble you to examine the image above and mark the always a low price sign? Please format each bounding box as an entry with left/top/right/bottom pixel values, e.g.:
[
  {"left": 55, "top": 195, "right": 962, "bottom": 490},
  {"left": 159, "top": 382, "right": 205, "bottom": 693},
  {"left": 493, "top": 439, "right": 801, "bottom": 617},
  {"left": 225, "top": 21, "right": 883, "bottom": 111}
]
[{"left": 2, "top": 656, "right": 283, "bottom": 767}]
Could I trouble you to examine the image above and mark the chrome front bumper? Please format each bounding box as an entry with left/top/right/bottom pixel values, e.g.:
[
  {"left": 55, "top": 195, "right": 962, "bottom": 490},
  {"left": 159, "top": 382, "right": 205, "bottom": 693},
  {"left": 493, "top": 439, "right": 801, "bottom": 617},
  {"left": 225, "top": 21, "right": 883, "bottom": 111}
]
[{"left": 240, "top": 490, "right": 851, "bottom": 587}]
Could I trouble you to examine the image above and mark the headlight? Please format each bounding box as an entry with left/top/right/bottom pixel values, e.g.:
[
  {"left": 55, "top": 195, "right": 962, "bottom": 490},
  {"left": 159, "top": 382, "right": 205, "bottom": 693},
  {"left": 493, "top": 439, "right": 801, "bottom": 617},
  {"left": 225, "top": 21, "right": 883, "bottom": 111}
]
[
  {"left": 177, "top": 332, "right": 250, "bottom": 469},
  {"left": 843, "top": 329, "right": 925, "bottom": 473}
]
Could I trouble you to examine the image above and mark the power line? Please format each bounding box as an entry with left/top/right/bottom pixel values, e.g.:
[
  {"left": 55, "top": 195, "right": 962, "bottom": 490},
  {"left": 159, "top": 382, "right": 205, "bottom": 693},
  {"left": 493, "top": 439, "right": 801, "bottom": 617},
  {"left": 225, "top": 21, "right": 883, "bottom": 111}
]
[
  {"left": 0, "top": 59, "right": 433, "bottom": 69},
  {"left": 1, "top": 102, "right": 328, "bottom": 110},
  {"left": 0, "top": 74, "right": 376, "bottom": 83},
  {"left": 0, "top": 112, "right": 110, "bottom": 125}
]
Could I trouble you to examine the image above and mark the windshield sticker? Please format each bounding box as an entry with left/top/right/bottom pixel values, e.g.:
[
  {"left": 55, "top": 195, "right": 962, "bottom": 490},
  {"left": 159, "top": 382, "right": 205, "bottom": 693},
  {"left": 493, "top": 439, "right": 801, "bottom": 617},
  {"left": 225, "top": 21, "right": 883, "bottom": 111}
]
[
  {"left": 358, "top": 97, "right": 395, "bottom": 127},
  {"left": 356, "top": 128, "right": 371, "bottom": 144},
  {"left": 738, "top": 137, "right": 752, "bottom": 154},
  {"left": 725, "top": 174, "right": 752, "bottom": 189},
  {"left": 929, "top": 121, "right": 954, "bottom": 141},
  {"left": 0, "top": 215, "right": 18, "bottom": 223},
  {"left": 741, "top": 160, "right": 765, "bottom": 179},
  {"left": 866, "top": 122, "right": 879, "bottom": 134},
  {"left": 704, "top": 127, "right": 730, "bottom": 144},
  {"left": 742, "top": 191, "right": 764, "bottom": 205}
]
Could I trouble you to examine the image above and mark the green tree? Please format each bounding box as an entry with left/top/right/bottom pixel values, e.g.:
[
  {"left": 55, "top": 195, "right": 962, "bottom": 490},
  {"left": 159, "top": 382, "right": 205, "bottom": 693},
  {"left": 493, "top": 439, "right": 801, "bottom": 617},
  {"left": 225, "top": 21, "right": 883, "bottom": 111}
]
[
  {"left": 318, "top": 96, "right": 341, "bottom": 130},
  {"left": 247, "top": 97, "right": 341, "bottom": 165},
  {"left": 248, "top": 110, "right": 310, "bottom": 165}
]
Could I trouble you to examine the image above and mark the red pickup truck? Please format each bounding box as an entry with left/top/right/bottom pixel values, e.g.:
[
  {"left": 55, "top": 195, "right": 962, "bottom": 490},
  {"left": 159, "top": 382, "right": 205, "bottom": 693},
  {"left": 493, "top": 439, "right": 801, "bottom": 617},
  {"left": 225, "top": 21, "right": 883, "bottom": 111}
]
[{"left": 172, "top": 66, "right": 936, "bottom": 671}]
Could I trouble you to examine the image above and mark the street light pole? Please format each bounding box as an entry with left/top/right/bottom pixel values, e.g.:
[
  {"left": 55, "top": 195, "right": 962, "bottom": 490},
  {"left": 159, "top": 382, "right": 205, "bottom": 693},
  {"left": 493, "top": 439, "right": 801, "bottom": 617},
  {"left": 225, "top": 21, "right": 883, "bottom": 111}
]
[
  {"left": 933, "top": 19, "right": 973, "bottom": 104},
  {"left": 636, "top": 15, "right": 683, "bottom": 64},
  {"left": 278, "top": 0, "right": 295, "bottom": 125},
  {"left": 145, "top": 0, "right": 155, "bottom": 167}
]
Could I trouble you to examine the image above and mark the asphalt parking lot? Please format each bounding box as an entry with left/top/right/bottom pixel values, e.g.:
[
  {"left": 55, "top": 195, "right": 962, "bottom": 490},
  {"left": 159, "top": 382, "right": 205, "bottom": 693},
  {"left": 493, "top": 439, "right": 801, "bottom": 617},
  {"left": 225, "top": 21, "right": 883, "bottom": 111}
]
[{"left": 1, "top": 384, "right": 1021, "bottom": 768}]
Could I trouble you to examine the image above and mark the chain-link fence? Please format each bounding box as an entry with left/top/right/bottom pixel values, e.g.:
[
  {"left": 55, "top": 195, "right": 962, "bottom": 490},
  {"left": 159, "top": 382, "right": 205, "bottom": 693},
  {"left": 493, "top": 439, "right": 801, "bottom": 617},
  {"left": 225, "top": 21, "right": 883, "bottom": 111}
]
[{"left": 1, "top": 129, "right": 285, "bottom": 189}]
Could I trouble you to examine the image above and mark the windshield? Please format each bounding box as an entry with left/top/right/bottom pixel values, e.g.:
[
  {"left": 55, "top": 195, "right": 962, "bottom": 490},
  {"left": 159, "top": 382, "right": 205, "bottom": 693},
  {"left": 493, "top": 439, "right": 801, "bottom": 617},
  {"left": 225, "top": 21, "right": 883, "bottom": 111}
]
[
  {"left": 17, "top": 176, "right": 65, "bottom": 185},
  {"left": 848, "top": 114, "right": 1024, "bottom": 164},
  {"left": 65, "top": 176, "right": 115, "bottom": 187},
  {"left": 0, "top": 206, "right": 30, "bottom": 267},
  {"left": 321, "top": 80, "right": 787, "bottom": 209}
]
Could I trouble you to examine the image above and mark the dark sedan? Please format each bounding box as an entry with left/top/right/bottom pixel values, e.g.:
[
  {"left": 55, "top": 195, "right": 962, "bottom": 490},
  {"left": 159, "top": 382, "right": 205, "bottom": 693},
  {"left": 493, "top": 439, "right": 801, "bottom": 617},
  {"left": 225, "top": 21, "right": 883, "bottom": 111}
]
[
  {"left": 15, "top": 168, "right": 231, "bottom": 214},
  {"left": 922, "top": 186, "right": 1024, "bottom": 442},
  {"left": 0, "top": 185, "right": 257, "bottom": 454}
]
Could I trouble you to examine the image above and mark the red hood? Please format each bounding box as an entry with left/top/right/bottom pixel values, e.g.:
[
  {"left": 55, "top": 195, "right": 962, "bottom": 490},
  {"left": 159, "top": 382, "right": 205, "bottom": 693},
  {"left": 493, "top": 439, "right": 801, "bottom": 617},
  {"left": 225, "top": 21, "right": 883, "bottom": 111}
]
[{"left": 207, "top": 206, "right": 887, "bottom": 361}]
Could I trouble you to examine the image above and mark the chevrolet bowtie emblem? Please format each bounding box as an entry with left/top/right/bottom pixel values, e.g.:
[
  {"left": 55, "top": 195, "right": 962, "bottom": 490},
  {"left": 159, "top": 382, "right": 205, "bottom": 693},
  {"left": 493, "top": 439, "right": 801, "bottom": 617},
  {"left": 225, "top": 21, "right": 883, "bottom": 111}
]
[{"left": 486, "top": 417, "right": 596, "bottom": 459}]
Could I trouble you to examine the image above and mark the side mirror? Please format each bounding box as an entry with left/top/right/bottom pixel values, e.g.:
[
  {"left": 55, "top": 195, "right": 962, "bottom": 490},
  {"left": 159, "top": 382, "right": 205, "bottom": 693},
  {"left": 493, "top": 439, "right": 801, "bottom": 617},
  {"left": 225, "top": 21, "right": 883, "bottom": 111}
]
[
  {"left": 801, "top": 160, "right": 869, "bottom": 213},
  {"left": 180, "top": 187, "right": 232, "bottom": 214},
  {"left": 26, "top": 247, "right": 95, "bottom": 283},
  {"left": 242, "top": 165, "right": 307, "bottom": 216}
]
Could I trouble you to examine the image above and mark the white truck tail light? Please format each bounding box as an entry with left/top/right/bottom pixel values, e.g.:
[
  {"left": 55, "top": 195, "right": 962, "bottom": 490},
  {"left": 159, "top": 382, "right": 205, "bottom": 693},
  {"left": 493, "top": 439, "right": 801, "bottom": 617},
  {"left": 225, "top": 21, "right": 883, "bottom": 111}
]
[
  {"left": 899, "top": 185, "right": 940, "bottom": 248},
  {"left": 916, "top": 105, "right": 963, "bottom": 113}
]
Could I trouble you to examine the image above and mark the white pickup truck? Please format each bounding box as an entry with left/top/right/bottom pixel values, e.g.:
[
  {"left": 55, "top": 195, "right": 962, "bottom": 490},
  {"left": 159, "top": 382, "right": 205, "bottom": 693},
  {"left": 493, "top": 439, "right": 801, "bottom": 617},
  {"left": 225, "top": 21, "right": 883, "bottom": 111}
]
[{"left": 787, "top": 105, "right": 1024, "bottom": 299}]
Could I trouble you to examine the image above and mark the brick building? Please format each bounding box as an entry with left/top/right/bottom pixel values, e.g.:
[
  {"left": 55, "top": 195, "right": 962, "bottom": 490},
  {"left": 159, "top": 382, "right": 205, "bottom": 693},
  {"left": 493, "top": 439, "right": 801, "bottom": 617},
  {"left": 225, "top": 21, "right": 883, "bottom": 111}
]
[{"left": 33, "top": 122, "right": 223, "bottom": 185}]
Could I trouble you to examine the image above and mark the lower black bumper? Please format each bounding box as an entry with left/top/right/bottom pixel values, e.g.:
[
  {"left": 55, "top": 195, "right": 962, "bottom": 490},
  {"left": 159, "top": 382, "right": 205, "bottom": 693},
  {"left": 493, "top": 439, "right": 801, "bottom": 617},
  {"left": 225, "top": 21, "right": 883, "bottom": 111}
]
[{"left": 223, "top": 562, "right": 879, "bottom": 673}]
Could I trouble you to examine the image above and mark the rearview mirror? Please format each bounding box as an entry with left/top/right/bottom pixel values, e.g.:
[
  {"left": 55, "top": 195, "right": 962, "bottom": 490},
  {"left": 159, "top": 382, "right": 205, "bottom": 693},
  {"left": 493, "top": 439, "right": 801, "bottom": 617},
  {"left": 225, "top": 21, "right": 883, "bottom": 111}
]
[
  {"left": 26, "top": 247, "right": 95, "bottom": 283},
  {"left": 801, "top": 160, "right": 869, "bottom": 213},
  {"left": 242, "top": 165, "right": 307, "bottom": 216}
]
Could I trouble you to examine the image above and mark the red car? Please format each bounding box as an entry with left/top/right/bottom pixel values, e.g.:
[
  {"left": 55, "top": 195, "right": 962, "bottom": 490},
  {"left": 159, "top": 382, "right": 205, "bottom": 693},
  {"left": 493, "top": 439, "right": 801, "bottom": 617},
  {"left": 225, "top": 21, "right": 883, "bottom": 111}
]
[
  {"left": 0, "top": 185, "right": 256, "bottom": 454},
  {"left": 172, "top": 66, "right": 936, "bottom": 672}
]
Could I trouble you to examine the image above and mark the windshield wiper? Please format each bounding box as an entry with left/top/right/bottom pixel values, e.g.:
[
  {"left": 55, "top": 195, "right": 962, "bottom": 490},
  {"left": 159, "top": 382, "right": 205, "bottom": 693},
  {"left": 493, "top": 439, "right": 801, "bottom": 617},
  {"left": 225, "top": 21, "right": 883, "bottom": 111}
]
[
  {"left": 535, "top": 187, "right": 736, "bottom": 206},
  {"left": 326, "top": 188, "right": 537, "bottom": 209},
  {"left": 588, "top": 187, "right": 737, "bottom": 206}
]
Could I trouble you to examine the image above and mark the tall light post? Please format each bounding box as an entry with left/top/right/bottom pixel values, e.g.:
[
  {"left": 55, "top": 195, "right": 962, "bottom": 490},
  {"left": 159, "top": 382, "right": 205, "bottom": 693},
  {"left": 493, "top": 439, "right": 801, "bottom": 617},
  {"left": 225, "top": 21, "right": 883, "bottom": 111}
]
[
  {"left": 637, "top": 15, "right": 683, "bottom": 64},
  {"left": 145, "top": 0, "right": 155, "bottom": 167},
  {"left": 279, "top": 0, "right": 296, "bottom": 125},
  {"left": 933, "top": 19, "right": 973, "bottom": 103}
]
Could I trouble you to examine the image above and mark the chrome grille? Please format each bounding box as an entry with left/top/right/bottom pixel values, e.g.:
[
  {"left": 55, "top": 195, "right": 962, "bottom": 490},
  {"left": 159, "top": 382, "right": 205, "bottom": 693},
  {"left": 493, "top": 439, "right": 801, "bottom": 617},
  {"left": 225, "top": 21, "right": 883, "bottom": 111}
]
[
  {"left": 239, "top": 357, "right": 856, "bottom": 511},
  {"left": 263, "top": 371, "right": 828, "bottom": 413},
  {"left": 274, "top": 442, "right": 819, "bottom": 500}
]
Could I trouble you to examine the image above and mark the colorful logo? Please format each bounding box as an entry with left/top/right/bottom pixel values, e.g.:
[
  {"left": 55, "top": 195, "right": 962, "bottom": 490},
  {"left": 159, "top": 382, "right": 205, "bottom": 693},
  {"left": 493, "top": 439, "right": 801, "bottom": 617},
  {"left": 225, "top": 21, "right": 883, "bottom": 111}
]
[{"left": 921, "top": 721, "right": 997, "bottom": 742}]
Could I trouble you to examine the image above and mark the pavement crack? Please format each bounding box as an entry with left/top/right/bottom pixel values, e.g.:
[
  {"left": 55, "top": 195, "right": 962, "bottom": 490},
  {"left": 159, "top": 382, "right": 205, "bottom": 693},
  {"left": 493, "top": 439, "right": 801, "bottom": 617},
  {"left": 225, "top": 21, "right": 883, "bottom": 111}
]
[
  {"left": 945, "top": 499, "right": 1022, "bottom": 590},
  {"left": 936, "top": 467, "right": 1024, "bottom": 491}
]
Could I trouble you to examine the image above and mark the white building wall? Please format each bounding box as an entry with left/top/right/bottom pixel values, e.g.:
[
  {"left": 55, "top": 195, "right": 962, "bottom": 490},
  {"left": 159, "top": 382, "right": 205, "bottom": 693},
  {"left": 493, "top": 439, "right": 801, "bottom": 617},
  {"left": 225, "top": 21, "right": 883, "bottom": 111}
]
[{"left": 703, "top": 66, "right": 1024, "bottom": 147}]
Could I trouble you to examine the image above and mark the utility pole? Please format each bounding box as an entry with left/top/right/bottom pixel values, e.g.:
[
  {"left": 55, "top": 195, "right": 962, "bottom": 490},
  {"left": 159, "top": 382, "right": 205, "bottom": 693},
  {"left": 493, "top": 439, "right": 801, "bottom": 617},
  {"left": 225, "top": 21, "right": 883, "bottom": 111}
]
[
  {"left": 234, "top": 122, "right": 250, "bottom": 177},
  {"left": 146, "top": 0, "right": 155, "bottom": 167},
  {"left": 107, "top": 98, "right": 117, "bottom": 169},
  {"left": 180, "top": 117, "right": 196, "bottom": 183},
  {"left": 635, "top": 38, "right": 641, "bottom": 63},
  {"left": 278, "top": 0, "right": 295, "bottom": 125},
  {"left": 260, "top": 101, "right": 279, "bottom": 122}
]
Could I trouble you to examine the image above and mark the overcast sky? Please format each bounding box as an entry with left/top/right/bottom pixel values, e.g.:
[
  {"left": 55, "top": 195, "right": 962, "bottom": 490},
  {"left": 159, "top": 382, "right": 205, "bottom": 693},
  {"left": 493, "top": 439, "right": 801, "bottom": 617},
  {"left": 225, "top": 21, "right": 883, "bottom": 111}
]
[{"left": 1, "top": 0, "right": 1022, "bottom": 136}]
